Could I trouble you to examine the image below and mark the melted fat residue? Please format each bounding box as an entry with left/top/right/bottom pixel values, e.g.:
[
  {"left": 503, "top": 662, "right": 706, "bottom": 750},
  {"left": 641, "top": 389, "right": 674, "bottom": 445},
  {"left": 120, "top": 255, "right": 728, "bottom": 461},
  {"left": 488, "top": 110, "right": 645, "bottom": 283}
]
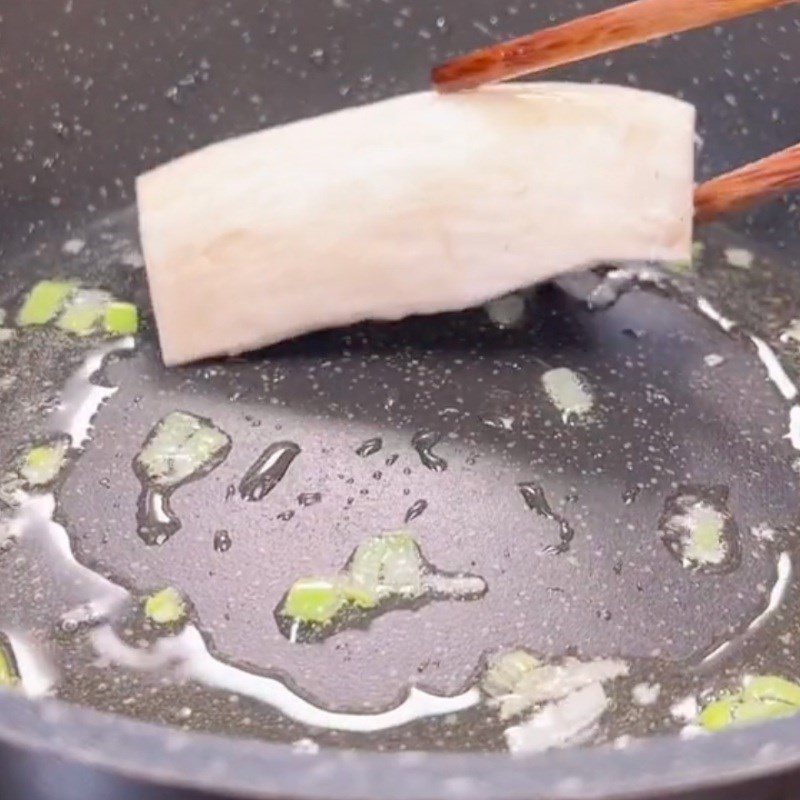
[
  {"left": 90, "top": 625, "right": 480, "bottom": 732},
  {"left": 788, "top": 406, "right": 800, "bottom": 450},
  {"left": 541, "top": 368, "right": 594, "bottom": 423},
  {"left": 49, "top": 337, "right": 135, "bottom": 446},
  {"left": 696, "top": 297, "right": 735, "bottom": 332},
  {"left": 701, "top": 552, "right": 792, "bottom": 665},
  {"left": 9, "top": 338, "right": 479, "bottom": 732},
  {"left": 750, "top": 335, "right": 798, "bottom": 401},
  {"left": 504, "top": 683, "right": 610, "bottom": 754}
]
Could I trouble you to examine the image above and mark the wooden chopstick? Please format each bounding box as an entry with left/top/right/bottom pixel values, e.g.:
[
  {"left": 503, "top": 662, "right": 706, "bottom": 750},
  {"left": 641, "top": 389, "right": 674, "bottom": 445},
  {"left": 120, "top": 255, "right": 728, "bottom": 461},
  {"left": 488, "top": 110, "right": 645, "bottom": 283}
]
[
  {"left": 432, "top": 0, "right": 794, "bottom": 93},
  {"left": 694, "top": 143, "right": 800, "bottom": 222}
]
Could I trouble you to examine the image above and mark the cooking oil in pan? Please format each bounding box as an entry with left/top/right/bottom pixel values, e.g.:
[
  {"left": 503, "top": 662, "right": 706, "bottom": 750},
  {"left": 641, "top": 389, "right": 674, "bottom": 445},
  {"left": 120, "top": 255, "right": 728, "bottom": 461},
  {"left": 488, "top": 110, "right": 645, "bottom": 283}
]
[
  {"left": 355, "top": 437, "right": 383, "bottom": 457},
  {"left": 274, "top": 531, "right": 487, "bottom": 643},
  {"left": 134, "top": 411, "right": 232, "bottom": 545},
  {"left": 517, "top": 482, "right": 576, "bottom": 554},
  {"left": 212, "top": 529, "right": 233, "bottom": 553},
  {"left": 404, "top": 498, "right": 428, "bottom": 523},
  {"left": 411, "top": 429, "right": 448, "bottom": 472},
  {"left": 297, "top": 491, "right": 322, "bottom": 507},
  {"left": 239, "top": 441, "right": 301, "bottom": 502},
  {"left": 1, "top": 209, "right": 800, "bottom": 753},
  {"left": 658, "top": 486, "right": 741, "bottom": 573}
]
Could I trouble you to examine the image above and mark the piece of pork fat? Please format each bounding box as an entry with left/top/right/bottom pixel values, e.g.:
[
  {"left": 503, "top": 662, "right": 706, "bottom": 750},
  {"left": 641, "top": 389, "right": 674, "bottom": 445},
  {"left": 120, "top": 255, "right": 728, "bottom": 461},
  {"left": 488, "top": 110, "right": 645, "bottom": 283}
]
[{"left": 137, "top": 83, "right": 695, "bottom": 366}]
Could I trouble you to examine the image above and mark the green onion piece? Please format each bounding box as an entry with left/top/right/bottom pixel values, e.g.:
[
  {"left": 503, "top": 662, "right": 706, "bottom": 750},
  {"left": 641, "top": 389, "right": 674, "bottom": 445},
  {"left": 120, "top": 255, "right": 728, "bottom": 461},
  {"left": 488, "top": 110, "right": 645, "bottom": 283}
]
[
  {"left": 744, "top": 675, "right": 800, "bottom": 707},
  {"left": 144, "top": 587, "right": 186, "bottom": 625},
  {"left": 57, "top": 306, "right": 103, "bottom": 335},
  {"left": 341, "top": 581, "right": 379, "bottom": 609},
  {"left": 104, "top": 301, "right": 138, "bottom": 335},
  {"left": 483, "top": 650, "right": 541, "bottom": 698},
  {"left": 541, "top": 367, "right": 594, "bottom": 422},
  {"left": 347, "top": 532, "right": 424, "bottom": 601},
  {"left": 699, "top": 675, "right": 800, "bottom": 732},
  {"left": 733, "top": 698, "right": 798, "bottom": 725},
  {"left": 698, "top": 697, "right": 737, "bottom": 732},
  {"left": 283, "top": 578, "right": 346, "bottom": 624},
  {"left": 137, "top": 411, "right": 230, "bottom": 488},
  {"left": 684, "top": 508, "right": 725, "bottom": 565},
  {"left": 0, "top": 644, "right": 17, "bottom": 688},
  {"left": 20, "top": 440, "right": 69, "bottom": 486},
  {"left": 17, "top": 281, "right": 76, "bottom": 326},
  {"left": 55, "top": 289, "right": 112, "bottom": 336}
]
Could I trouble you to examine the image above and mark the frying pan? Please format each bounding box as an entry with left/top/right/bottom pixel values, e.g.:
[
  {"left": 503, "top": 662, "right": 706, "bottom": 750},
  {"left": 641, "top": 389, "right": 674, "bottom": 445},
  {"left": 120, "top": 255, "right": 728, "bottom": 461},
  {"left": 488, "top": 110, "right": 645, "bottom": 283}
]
[{"left": 1, "top": 1, "right": 800, "bottom": 798}]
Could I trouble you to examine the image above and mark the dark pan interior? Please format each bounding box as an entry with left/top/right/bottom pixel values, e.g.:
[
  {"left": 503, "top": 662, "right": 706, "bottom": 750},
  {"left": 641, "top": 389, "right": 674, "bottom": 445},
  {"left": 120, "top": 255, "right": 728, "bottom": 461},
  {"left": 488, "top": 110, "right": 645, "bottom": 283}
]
[{"left": 1, "top": 1, "right": 800, "bottom": 798}]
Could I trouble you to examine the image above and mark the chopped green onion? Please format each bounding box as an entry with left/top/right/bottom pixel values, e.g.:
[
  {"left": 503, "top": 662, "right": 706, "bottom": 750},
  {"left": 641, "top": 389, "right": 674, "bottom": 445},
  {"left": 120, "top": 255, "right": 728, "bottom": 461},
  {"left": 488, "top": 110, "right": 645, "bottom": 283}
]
[
  {"left": 279, "top": 532, "right": 484, "bottom": 636},
  {"left": 55, "top": 289, "right": 112, "bottom": 336},
  {"left": 144, "top": 587, "right": 186, "bottom": 625},
  {"left": 281, "top": 533, "right": 424, "bottom": 626},
  {"left": 348, "top": 532, "right": 424, "bottom": 601},
  {"left": 483, "top": 650, "right": 541, "bottom": 698},
  {"left": 17, "top": 281, "right": 76, "bottom": 326},
  {"left": 684, "top": 507, "right": 726, "bottom": 566},
  {"left": 698, "top": 698, "right": 736, "bottom": 732},
  {"left": 541, "top": 368, "right": 594, "bottom": 423},
  {"left": 340, "top": 581, "right": 379, "bottom": 609},
  {"left": 20, "top": 440, "right": 69, "bottom": 487},
  {"left": 0, "top": 644, "right": 18, "bottom": 688},
  {"left": 482, "top": 650, "right": 627, "bottom": 720},
  {"left": 137, "top": 412, "right": 230, "bottom": 488},
  {"left": 744, "top": 675, "right": 800, "bottom": 707},
  {"left": 283, "top": 578, "right": 346, "bottom": 624},
  {"left": 104, "top": 301, "right": 138, "bottom": 335},
  {"left": 698, "top": 675, "right": 800, "bottom": 732}
]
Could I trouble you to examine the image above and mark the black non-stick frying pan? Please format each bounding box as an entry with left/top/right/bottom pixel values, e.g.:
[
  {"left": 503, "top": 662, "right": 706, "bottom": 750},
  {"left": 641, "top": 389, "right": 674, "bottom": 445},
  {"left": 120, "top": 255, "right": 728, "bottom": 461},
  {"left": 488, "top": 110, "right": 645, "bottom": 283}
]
[{"left": 1, "top": 1, "right": 800, "bottom": 798}]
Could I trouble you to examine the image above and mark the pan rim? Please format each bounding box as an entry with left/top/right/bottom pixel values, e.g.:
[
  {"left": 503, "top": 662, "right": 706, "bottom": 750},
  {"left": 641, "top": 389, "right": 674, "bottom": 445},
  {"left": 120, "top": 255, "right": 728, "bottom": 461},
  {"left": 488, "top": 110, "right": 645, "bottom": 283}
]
[{"left": 0, "top": 690, "right": 797, "bottom": 799}]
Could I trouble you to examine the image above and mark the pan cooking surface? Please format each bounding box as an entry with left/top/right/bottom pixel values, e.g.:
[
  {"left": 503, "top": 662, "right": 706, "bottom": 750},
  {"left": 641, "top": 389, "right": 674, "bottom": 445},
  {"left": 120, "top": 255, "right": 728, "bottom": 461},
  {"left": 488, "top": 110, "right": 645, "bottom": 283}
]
[{"left": 1, "top": 208, "right": 800, "bottom": 753}]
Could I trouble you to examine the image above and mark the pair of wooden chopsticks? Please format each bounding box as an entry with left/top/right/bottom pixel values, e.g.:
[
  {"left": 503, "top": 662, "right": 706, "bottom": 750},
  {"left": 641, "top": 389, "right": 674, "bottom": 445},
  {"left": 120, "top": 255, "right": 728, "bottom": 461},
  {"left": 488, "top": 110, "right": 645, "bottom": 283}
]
[{"left": 432, "top": 0, "right": 800, "bottom": 223}]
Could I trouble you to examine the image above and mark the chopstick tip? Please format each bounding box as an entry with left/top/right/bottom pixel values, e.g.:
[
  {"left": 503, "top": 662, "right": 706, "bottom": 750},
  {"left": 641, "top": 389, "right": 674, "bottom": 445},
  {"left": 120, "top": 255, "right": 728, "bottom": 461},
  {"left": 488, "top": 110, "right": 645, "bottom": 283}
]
[
  {"left": 431, "top": 63, "right": 473, "bottom": 93},
  {"left": 430, "top": 64, "right": 452, "bottom": 93}
]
